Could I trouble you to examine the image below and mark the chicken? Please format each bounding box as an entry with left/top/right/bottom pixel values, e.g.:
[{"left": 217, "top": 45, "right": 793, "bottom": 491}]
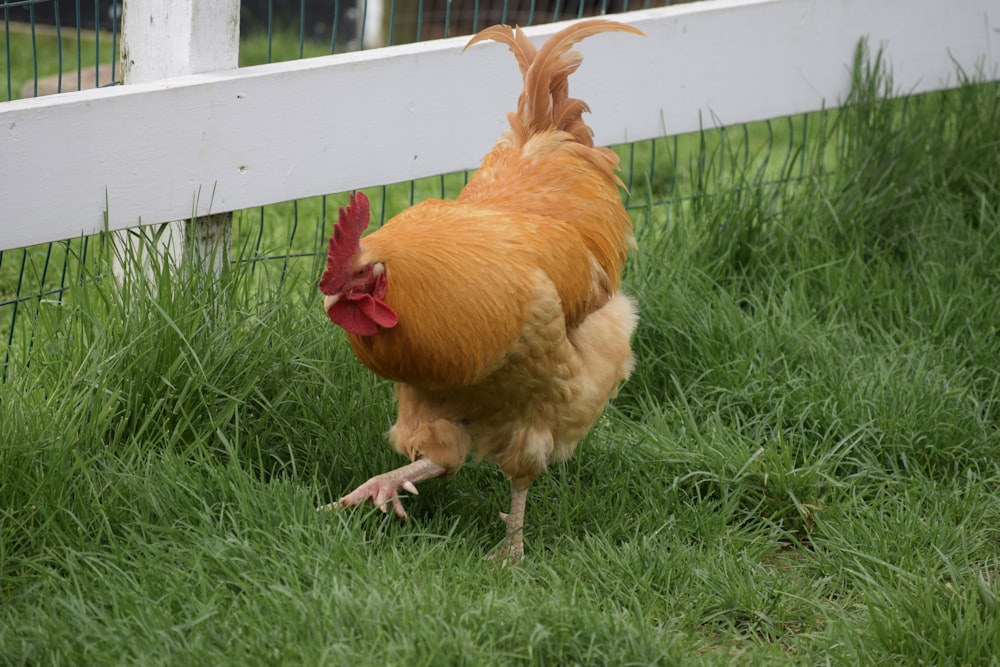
[{"left": 317, "top": 19, "right": 643, "bottom": 563}]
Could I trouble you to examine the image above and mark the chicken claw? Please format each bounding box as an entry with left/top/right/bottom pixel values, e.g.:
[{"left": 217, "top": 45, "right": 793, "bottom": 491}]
[
  {"left": 337, "top": 474, "right": 411, "bottom": 519},
  {"left": 318, "top": 458, "right": 446, "bottom": 520}
]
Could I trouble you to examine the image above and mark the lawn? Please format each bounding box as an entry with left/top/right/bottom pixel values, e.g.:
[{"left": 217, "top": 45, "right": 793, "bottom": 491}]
[{"left": 2, "top": 43, "right": 1000, "bottom": 665}]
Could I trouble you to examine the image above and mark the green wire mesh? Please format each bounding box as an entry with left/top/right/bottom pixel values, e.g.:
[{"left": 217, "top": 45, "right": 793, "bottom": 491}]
[{"left": 2, "top": 0, "right": 755, "bottom": 381}]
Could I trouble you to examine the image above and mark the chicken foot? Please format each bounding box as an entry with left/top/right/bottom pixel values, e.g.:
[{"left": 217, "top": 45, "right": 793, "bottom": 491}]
[
  {"left": 319, "top": 457, "right": 446, "bottom": 520},
  {"left": 485, "top": 484, "right": 529, "bottom": 565}
]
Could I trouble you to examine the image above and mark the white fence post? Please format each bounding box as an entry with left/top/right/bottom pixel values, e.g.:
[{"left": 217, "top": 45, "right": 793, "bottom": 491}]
[{"left": 117, "top": 0, "right": 240, "bottom": 277}]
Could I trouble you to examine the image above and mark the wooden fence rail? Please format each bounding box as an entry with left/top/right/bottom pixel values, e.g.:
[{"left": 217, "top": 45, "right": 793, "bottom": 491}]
[{"left": 1, "top": 0, "right": 997, "bottom": 252}]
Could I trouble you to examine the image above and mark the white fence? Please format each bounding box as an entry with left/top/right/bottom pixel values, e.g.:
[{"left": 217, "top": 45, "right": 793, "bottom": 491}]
[{"left": 1, "top": 0, "right": 998, "bottom": 253}]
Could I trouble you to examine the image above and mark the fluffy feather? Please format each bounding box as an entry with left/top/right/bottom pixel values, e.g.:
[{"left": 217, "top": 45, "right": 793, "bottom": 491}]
[{"left": 320, "top": 19, "right": 644, "bottom": 563}]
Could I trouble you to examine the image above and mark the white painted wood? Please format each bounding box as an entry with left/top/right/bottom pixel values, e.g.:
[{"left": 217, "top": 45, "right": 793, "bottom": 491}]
[
  {"left": 121, "top": 0, "right": 240, "bottom": 81},
  {"left": 117, "top": 0, "right": 240, "bottom": 274},
  {"left": 363, "top": 0, "right": 385, "bottom": 48},
  {"left": 1, "top": 0, "right": 997, "bottom": 252}
]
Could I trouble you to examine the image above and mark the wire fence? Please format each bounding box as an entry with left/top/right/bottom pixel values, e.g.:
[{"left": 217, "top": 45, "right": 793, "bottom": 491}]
[{"left": 2, "top": 0, "right": 817, "bottom": 382}]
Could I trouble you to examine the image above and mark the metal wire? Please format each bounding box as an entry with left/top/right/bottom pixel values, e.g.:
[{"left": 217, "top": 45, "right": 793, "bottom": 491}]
[{"left": 1, "top": 0, "right": 730, "bottom": 383}]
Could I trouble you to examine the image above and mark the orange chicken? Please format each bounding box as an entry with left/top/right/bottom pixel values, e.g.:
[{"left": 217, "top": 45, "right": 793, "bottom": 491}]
[{"left": 318, "top": 19, "right": 643, "bottom": 563}]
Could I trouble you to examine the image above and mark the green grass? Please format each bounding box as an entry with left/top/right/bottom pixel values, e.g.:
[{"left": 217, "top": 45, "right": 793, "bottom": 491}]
[{"left": 3, "top": 48, "right": 1000, "bottom": 665}]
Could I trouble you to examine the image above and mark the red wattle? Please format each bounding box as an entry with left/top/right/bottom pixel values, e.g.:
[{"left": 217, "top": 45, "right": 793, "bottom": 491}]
[
  {"left": 327, "top": 294, "right": 398, "bottom": 336},
  {"left": 358, "top": 295, "right": 399, "bottom": 329}
]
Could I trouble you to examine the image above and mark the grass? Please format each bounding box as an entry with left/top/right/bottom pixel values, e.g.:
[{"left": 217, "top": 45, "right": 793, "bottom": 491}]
[{"left": 3, "top": 46, "right": 1000, "bottom": 664}]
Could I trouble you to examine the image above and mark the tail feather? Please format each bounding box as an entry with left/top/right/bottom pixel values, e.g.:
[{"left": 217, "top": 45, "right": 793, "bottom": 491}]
[
  {"left": 466, "top": 20, "right": 644, "bottom": 148},
  {"left": 552, "top": 98, "right": 593, "bottom": 146},
  {"left": 465, "top": 25, "right": 537, "bottom": 78},
  {"left": 459, "top": 19, "right": 644, "bottom": 303}
]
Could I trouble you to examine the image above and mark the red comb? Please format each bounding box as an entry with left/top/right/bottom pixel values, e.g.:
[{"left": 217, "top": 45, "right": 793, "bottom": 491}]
[{"left": 319, "top": 191, "right": 370, "bottom": 295}]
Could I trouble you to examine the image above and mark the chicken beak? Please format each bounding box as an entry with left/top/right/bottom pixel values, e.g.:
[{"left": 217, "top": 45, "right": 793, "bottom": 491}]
[{"left": 323, "top": 294, "right": 340, "bottom": 312}]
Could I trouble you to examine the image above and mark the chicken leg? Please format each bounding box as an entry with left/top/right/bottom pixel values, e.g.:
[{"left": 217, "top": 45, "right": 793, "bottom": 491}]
[
  {"left": 486, "top": 484, "right": 529, "bottom": 565},
  {"left": 320, "top": 457, "right": 446, "bottom": 520}
]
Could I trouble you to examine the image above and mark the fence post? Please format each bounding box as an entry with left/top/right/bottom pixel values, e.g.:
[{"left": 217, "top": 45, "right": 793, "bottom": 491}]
[{"left": 117, "top": 0, "right": 240, "bottom": 277}]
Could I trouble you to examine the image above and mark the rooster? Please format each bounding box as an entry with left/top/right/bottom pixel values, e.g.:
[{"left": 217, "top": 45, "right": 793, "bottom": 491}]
[{"left": 318, "top": 19, "right": 643, "bottom": 563}]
